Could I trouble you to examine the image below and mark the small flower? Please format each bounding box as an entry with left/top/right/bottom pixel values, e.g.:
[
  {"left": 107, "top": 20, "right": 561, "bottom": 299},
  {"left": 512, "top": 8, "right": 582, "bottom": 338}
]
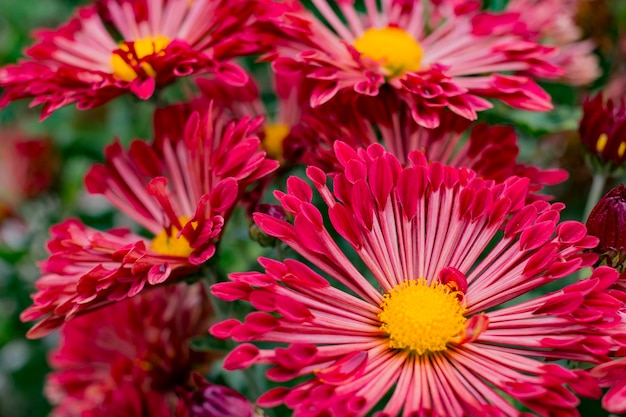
[
  {"left": 586, "top": 184, "right": 626, "bottom": 272},
  {"left": 579, "top": 93, "right": 626, "bottom": 173},
  {"left": 259, "top": 0, "right": 562, "bottom": 128},
  {"left": 211, "top": 143, "right": 619, "bottom": 416},
  {"left": 176, "top": 373, "right": 265, "bottom": 417},
  {"left": 249, "top": 203, "right": 289, "bottom": 247},
  {"left": 45, "top": 283, "right": 212, "bottom": 417},
  {"left": 0, "top": 128, "right": 58, "bottom": 220},
  {"left": 20, "top": 102, "right": 278, "bottom": 338},
  {"left": 0, "top": 0, "right": 259, "bottom": 118}
]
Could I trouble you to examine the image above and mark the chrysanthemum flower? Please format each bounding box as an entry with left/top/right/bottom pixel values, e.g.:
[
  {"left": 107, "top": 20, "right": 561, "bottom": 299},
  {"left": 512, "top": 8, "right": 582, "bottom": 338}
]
[
  {"left": 210, "top": 142, "right": 622, "bottom": 416},
  {"left": 0, "top": 127, "right": 58, "bottom": 221},
  {"left": 506, "top": 0, "right": 600, "bottom": 86},
  {"left": 579, "top": 93, "right": 626, "bottom": 173},
  {"left": 0, "top": 0, "right": 259, "bottom": 118},
  {"left": 260, "top": 0, "right": 562, "bottom": 128},
  {"left": 586, "top": 184, "right": 626, "bottom": 274},
  {"left": 45, "top": 283, "right": 212, "bottom": 417},
  {"left": 196, "top": 71, "right": 309, "bottom": 164},
  {"left": 20, "top": 102, "right": 279, "bottom": 338},
  {"left": 291, "top": 93, "right": 567, "bottom": 201}
]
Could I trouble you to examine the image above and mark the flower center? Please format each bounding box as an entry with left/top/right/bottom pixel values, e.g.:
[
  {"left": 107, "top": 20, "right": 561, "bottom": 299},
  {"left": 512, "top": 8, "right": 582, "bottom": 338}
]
[
  {"left": 353, "top": 27, "right": 423, "bottom": 77},
  {"left": 111, "top": 36, "right": 170, "bottom": 82},
  {"left": 150, "top": 217, "right": 194, "bottom": 257},
  {"left": 378, "top": 279, "right": 466, "bottom": 355},
  {"left": 263, "top": 123, "right": 290, "bottom": 162}
]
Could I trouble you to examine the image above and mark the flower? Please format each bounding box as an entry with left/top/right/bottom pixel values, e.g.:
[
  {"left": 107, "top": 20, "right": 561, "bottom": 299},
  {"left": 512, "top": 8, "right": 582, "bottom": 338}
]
[
  {"left": 0, "top": 127, "right": 58, "bottom": 220},
  {"left": 195, "top": 70, "right": 310, "bottom": 165},
  {"left": 0, "top": 0, "right": 259, "bottom": 118},
  {"left": 45, "top": 283, "right": 212, "bottom": 417},
  {"left": 20, "top": 101, "right": 278, "bottom": 338},
  {"left": 579, "top": 93, "right": 626, "bottom": 173},
  {"left": 291, "top": 92, "right": 567, "bottom": 201},
  {"left": 506, "top": 0, "right": 600, "bottom": 86},
  {"left": 176, "top": 373, "right": 265, "bottom": 417},
  {"left": 260, "top": 0, "right": 562, "bottom": 128},
  {"left": 586, "top": 184, "right": 626, "bottom": 273},
  {"left": 210, "top": 143, "right": 621, "bottom": 417}
]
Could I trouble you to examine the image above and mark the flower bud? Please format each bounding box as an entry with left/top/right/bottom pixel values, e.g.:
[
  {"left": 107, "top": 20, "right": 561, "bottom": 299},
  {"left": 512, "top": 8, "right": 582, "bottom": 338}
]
[
  {"left": 177, "top": 374, "right": 264, "bottom": 417},
  {"left": 579, "top": 93, "right": 626, "bottom": 174},
  {"left": 586, "top": 184, "right": 626, "bottom": 271},
  {"left": 249, "top": 203, "right": 289, "bottom": 247}
]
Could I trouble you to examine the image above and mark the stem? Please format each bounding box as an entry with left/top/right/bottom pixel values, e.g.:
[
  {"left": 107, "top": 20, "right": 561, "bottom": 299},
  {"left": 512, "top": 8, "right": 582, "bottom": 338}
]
[{"left": 583, "top": 173, "right": 607, "bottom": 222}]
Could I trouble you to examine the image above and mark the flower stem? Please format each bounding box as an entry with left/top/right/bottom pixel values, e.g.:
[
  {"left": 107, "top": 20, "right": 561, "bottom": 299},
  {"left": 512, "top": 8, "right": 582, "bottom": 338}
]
[{"left": 583, "top": 173, "right": 607, "bottom": 222}]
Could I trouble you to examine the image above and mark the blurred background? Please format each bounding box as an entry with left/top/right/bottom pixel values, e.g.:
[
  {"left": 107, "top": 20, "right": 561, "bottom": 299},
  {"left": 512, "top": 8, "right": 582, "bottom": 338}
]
[{"left": 0, "top": 0, "right": 625, "bottom": 416}]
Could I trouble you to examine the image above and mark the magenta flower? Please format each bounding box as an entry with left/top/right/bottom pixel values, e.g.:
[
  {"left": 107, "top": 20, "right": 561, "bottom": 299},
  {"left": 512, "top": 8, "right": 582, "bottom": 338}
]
[
  {"left": 0, "top": 0, "right": 259, "bottom": 118},
  {"left": 210, "top": 143, "right": 622, "bottom": 416},
  {"left": 579, "top": 93, "right": 626, "bottom": 172},
  {"left": 195, "top": 71, "right": 310, "bottom": 164},
  {"left": 259, "top": 0, "right": 563, "bottom": 128},
  {"left": 45, "top": 283, "right": 211, "bottom": 417},
  {"left": 586, "top": 184, "right": 626, "bottom": 272},
  {"left": 20, "top": 102, "right": 278, "bottom": 338},
  {"left": 291, "top": 93, "right": 567, "bottom": 201},
  {"left": 176, "top": 373, "right": 264, "bottom": 417}
]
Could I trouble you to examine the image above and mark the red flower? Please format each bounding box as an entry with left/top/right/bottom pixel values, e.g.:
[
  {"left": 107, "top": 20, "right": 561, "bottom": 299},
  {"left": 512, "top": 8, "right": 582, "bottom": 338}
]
[
  {"left": 290, "top": 92, "right": 567, "bottom": 201},
  {"left": 211, "top": 143, "right": 618, "bottom": 416},
  {"left": 257, "top": 0, "right": 562, "bottom": 128},
  {"left": 579, "top": 93, "right": 626, "bottom": 172},
  {"left": 586, "top": 184, "right": 626, "bottom": 272},
  {"left": 20, "top": 101, "right": 278, "bottom": 338},
  {"left": 45, "top": 283, "right": 212, "bottom": 417},
  {"left": 0, "top": 0, "right": 260, "bottom": 118}
]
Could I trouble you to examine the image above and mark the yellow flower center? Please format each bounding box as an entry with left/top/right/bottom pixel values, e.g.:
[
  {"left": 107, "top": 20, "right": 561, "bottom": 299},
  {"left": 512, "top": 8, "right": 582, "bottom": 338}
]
[
  {"left": 263, "top": 123, "right": 290, "bottom": 162},
  {"left": 353, "top": 27, "right": 423, "bottom": 77},
  {"left": 378, "top": 279, "right": 466, "bottom": 355},
  {"left": 111, "top": 36, "right": 170, "bottom": 82},
  {"left": 150, "top": 217, "right": 194, "bottom": 257}
]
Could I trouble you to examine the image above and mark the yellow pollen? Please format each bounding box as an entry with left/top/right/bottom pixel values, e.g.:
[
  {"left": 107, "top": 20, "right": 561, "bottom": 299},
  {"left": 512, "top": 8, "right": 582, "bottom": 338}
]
[
  {"left": 150, "top": 217, "right": 194, "bottom": 257},
  {"left": 111, "top": 36, "right": 171, "bottom": 82},
  {"left": 353, "top": 27, "right": 423, "bottom": 77},
  {"left": 378, "top": 279, "right": 466, "bottom": 355},
  {"left": 619, "top": 142, "right": 626, "bottom": 158},
  {"left": 263, "top": 123, "right": 290, "bottom": 162},
  {"left": 596, "top": 133, "right": 609, "bottom": 153}
]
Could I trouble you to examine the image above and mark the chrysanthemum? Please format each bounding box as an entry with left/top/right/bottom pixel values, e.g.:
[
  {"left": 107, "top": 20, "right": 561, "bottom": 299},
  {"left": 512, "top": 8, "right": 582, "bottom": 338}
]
[
  {"left": 291, "top": 92, "right": 567, "bottom": 201},
  {"left": 195, "top": 71, "right": 309, "bottom": 164},
  {"left": 20, "top": 102, "right": 278, "bottom": 338},
  {"left": 506, "top": 0, "right": 600, "bottom": 86},
  {"left": 0, "top": 0, "right": 259, "bottom": 118},
  {"left": 211, "top": 143, "right": 623, "bottom": 416},
  {"left": 45, "top": 283, "right": 212, "bottom": 417},
  {"left": 579, "top": 93, "right": 626, "bottom": 173},
  {"left": 260, "top": 0, "right": 563, "bottom": 128}
]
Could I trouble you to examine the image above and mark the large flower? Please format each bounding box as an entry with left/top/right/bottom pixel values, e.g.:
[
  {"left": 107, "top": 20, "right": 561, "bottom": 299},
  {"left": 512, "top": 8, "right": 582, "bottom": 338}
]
[
  {"left": 0, "top": 0, "right": 259, "bottom": 118},
  {"left": 211, "top": 143, "right": 622, "bottom": 416},
  {"left": 260, "top": 0, "right": 562, "bottom": 128},
  {"left": 45, "top": 282, "right": 211, "bottom": 417},
  {"left": 291, "top": 92, "right": 567, "bottom": 201},
  {"left": 20, "top": 102, "right": 278, "bottom": 338}
]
